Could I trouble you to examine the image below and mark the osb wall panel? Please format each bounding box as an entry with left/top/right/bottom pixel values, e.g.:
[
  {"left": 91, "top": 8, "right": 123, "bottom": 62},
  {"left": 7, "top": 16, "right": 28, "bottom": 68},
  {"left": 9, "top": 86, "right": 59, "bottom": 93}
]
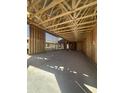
[
  {"left": 91, "top": 25, "right": 97, "bottom": 63},
  {"left": 77, "top": 26, "right": 97, "bottom": 63},
  {"left": 29, "top": 24, "right": 45, "bottom": 54},
  {"left": 77, "top": 39, "right": 87, "bottom": 53}
]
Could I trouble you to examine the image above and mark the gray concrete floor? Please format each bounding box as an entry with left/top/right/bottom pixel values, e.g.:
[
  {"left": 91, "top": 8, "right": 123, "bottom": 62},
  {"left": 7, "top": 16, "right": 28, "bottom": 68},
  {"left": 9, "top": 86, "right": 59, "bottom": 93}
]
[{"left": 27, "top": 50, "right": 97, "bottom": 93}]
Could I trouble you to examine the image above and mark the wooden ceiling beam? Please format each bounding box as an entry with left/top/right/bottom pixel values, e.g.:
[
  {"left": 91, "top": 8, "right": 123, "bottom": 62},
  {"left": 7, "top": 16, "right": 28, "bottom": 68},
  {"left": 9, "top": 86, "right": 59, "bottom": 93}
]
[
  {"left": 28, "top": 0, "right": 41, "bottom": 11},
  {"left": 63, "top": 1, "right": 72, "bottom": 10},
  {"left": 75, "top": 0, "right": 82, "bottom": 8},
  {"left": 54, "top": 25, "right": 95, "bottom": 32},
  {"left": 42, "top": 0, "right": 48, "bottom": 9},
  {"left": 72, "top": 0, "right": 76, "bottom": 9},
  {"left": 52, "top": 24, "right": 94, "bottom": 31},
  {"left": 51, "top": 20, "right": 96, "bottom": 31},
  {"left": 58, "top": 4, "right": 74, "bottom": 29},
  {"left": 59, "top": 3, "right": 73, "bottom": 19},
  {"left": 31, "top": 0, "right": 64, "bottom": 19},
  {"left": 76, "top": 0, "right": 89, "bottom": 18},
  {"left": 78, "top": 8, "right": 90, "bottom": 23},
  {"left": 46, "top": 13, "right": 96, "bottom": 29},
  {"left": 57, "top": 29, "right": 92, "bottom": 34},
  {"left": 41, "top": 1, "right": 97, "bottom": 24},
  {"left": 50, "top": 12, "right": 60, "bottom": 28},
  {"left": 49, "top": 7, "right": 54, "bottom": 17},
  {"left": 55, "top": 28, "right": 93, "bottom": 33}
]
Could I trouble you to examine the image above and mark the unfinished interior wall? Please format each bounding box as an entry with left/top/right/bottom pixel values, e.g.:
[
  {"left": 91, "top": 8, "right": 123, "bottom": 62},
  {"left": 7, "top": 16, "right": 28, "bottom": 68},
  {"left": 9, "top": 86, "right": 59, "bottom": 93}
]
[
  {"left": 91, "top": 25, "right": 97, "bottom": 63},
  {"left": 77, "top": 25, "right": 97, "bottom": 63},
  {"left": 28, "top": 24, "right": 45, "bottom": 54}
]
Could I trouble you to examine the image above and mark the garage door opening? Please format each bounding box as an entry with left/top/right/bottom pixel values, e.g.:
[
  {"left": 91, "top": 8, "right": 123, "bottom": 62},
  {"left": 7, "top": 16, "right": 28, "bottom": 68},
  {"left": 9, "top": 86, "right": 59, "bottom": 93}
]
[{"left": 45, "top": 32, "right": 64, "bottom": 51}]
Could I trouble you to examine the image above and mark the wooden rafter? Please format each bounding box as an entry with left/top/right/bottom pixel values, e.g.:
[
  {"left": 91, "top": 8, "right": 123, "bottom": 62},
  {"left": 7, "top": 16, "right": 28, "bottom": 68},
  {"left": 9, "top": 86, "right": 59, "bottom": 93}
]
[
  {"left": 42, "top": 0, "right": 48, "bottom": 9},
  {"left": 42, "top": 7, "right": 60, "bottom": 27},
  {"left": 72, "top": 0, "right": 76, "bottom": 9},
  {"left": 31, "top": 0, "right": 64, "bottom": 19},
  {"left": 63, "top": 1, "right": 72, "bottom": 10},
  {"left": 49, "top": 7, "right": 54, "bottom": 17},
  {"left": 57, "top": 29, "right": 93, "bottom": 34},
  {"left": 75, "top": 0, "right": 82, "bottom": 8},
  {"left": 52, "top": 24, "right": 93, "bottom": 32},
  {"left": 41, "top": 1, "right": 97, "bottom": 24},
  {"left": 55, "top": 28, "right": 93, "bottom": 34},
  {"left": 28, "top": 0, "right": 41, "bottom": 11},
  {"left": 78, "top": 8, "right": 90, "bottom": 24},
  {"left": 76, "top": 0, "right": 89, "bottom": 18},
  {"left": 55, "top": 25, "right": 95, "bottom": 33},
  {"left": 59, "top": 3, "right": 73, "bottom": 19},
  {"left": 46, "top": 13, "right": 96, "bottom": 29},
  {"left": 59, "top": 3, "right": 74, "bottom": 28}
]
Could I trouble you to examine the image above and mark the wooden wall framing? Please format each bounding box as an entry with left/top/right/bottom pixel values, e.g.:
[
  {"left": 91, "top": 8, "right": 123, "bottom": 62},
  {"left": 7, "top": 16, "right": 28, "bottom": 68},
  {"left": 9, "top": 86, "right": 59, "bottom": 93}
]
[
  {"left": 77, "top": 25, "right": 97, "bottom": 63},
  {"left": 28, "top": 24, "right": 45, "bottom": 54}
]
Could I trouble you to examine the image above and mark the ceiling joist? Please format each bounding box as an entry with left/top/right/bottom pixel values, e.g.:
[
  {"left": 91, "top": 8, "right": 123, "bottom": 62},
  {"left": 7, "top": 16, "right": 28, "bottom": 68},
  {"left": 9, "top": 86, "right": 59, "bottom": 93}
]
[
  {"left": 46, "top": 13, "right": 96, "bottom": 29},
  {"left": 31, "top": 0, "right": 65, "bottom": 19},
  {"left": 55, "top": 25, "right": 95, "bottom": 33},
  {"left": 41, "top": 1, "right": 97, "bottom": 24}
]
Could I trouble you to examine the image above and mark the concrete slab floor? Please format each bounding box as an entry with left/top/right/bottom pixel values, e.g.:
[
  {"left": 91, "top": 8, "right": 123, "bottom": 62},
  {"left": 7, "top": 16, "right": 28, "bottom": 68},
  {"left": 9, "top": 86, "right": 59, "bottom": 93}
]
[{"left": 27, "top": 50, "right": 97, "bottom": 93}]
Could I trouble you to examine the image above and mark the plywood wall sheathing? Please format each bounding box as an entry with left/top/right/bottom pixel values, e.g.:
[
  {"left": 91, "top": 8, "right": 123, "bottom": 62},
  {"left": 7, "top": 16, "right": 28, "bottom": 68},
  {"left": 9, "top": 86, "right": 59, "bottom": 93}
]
[{"left": 29, "top": 24, "right": 45, "bottom": 54}]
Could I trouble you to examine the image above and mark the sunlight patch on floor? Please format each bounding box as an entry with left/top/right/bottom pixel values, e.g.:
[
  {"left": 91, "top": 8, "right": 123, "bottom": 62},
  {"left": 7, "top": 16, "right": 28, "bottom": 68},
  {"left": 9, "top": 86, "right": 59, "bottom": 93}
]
[
  {"left": 36, "top": 57, "right": 48, "bottom": 60},
  {"left": 27, "top": 55, "right": 32, "bottom": 59},
  {"left": 84, "top": 84, "right": 97, "bottom": 93},
  {"left": 27, "top": 66, "right": 61, "bottom": 93},
  {"left": 83, "top": 73, "right": 89, "bottom": 77}
]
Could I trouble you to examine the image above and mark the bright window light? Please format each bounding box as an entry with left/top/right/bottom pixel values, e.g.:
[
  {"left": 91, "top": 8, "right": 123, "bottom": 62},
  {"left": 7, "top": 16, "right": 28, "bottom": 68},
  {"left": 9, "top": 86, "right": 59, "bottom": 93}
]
[{"left": 27, "top": 55, "right": 32, "bottom": 59}]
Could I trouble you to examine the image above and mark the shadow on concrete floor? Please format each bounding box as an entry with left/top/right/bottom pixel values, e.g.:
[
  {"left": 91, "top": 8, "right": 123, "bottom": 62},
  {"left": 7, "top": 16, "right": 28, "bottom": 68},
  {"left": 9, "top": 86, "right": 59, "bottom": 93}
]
[{"left": 27, "top": 50, "right": 97, "bottom": 93}]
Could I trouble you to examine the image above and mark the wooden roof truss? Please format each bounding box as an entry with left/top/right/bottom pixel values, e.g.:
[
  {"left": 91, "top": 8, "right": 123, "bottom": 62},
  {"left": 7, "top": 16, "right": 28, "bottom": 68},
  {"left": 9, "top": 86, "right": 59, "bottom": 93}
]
[{"left": 27, "top": 0, "right": 97, "bottom": 41}]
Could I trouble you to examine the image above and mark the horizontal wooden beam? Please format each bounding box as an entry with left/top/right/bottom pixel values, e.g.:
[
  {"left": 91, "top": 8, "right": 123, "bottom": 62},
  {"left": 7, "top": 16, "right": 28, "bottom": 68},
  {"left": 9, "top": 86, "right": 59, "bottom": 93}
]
[
  {"left": 55, "top": 27, "right": 93, "bottom": 34},
  {"left": 31, "top": 0, "right": 64, "bottom": 19},
  {"left": 46, "top": 13, "right": 96, "bottom": 29},
  {"left": 28, "top": 0, "right": 41, "bottom": 11},
  {"left": 41, "top": 1, "right": 96, "bottom": 24},
  {"left": 63, "top": 1, "right": 72, "bottom": 10},
  {"left": 59, "top": 3, "right": 73, "bottom": 19},
  {"left": 51, "top": 20, "right": 96, "bottom": 32},
  {"left": 59, "top": 30, "right": 91, "bottom": 37},
  {"left": 75, "top": 0, "right": 82, "bottom": 8},
  {"left": 42, "top": 0, "right": 48, "bottom": 9},
  {"left": 51, "top": 20, "right": 96, "bottom": 31},
  {"left": 57, "top": 25, "right": 94, "bottom": 32}
]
